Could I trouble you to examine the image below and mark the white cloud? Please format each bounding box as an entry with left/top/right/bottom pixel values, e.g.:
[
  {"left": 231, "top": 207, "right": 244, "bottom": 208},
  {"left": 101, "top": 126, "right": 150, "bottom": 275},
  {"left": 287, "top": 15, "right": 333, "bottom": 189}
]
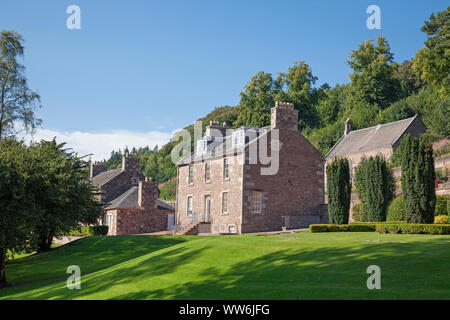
[{"left": 21, "top": 127, "right": 173, "bottom": 161}]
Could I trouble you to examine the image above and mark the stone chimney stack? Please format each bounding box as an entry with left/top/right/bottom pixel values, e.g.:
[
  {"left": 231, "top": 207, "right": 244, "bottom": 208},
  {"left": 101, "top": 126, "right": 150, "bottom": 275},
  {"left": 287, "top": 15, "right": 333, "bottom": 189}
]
[
  {"left": 138, "top": 179, "right": 159, "bottom": 209},
  {"left": 90, "top": 161, "right": 107, "bottom": 179},
  {"left": 205, "top": 121, "right": 227, "bottom": 138},
  {"left": 122, "top": 153, "right": 140, "bottom": 172},
  {"left": 344, "top": 118, "right": 353, "bottom": 136},
  {"left": 271, "top": 101, "right": 298, "bottom": 131}
]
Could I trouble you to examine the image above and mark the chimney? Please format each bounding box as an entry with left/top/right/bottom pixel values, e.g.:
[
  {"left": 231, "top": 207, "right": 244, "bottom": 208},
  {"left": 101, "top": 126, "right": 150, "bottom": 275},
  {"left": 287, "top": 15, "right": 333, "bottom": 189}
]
[
  {"left": 271, "top": 101, "right": 298, "bottom": 130},
  {"left": 205, "top": 121, "right": 227, "bottom": 138},
  {"left": 90, "top": 161, "right": 107, "bottom": 179},
  {"left": 344, "top": 118, "right": 353, "bottom": 136},
  {"left": 138, "top": 179, "right": 159, "bottom": 209},
  {"left": 122, "top": 153, "right": 140, "bottom": 172}
]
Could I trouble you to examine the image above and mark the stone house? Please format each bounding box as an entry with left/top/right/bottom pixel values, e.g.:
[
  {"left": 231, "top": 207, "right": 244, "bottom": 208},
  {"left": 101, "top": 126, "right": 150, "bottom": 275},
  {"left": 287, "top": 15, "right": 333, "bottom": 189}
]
[
  {"left": 91, "top": 154, "right": 174, "bottom": 235},
  {"left": 175, "top": 102, "right": 327, "bottom": 235},
  {"left": 324, "top": 115, "right": 427, "bottom": 220}
]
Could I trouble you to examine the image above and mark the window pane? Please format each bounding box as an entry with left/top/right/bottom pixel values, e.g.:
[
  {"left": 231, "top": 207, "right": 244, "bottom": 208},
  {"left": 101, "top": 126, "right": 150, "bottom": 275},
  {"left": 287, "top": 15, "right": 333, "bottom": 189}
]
[
  {"left": 222, "top": 192, "right": 228, "bottom": 213},
  {"left": 205, "top": 162, "right": 211, "bottom": 181},
  {"left": 223, "top": 158, "right": 229, "bottom": 179},
  {"left": 187, "top": 196, "right": 193, "bottom": 216},
  {"left": 189, "top": 165, "right": 193, "bottom": 184},
  {"left": 251, "top": 191, "right": 262, "bottom": 213}
]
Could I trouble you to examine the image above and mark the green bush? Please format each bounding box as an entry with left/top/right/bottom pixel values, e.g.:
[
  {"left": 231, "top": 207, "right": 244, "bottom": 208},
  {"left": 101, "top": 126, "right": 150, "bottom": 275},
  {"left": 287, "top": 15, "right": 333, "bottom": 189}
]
[
  {"left": 326, "top": 158, "right": 351, "bottom": 224},
  {"left": 435, "top": 195, "right": 449, "bottom": 216},
  {"left": 67, "top": 226, "right": 108, "bottom": 237},
  {"left": 387, "top": 194, "right": 407, "bottom": 221},
  {"left": 376, "top": 223, "right": 450, "bottom": 235},
  {"left": 351, "top": 203, "right": 363, "bottom": 222},
  {"left": 310, "top": 224, "right": 376, "bottom": 232},
  {"left": 434, "top": 215, "right": 450, "bottom": 224}
]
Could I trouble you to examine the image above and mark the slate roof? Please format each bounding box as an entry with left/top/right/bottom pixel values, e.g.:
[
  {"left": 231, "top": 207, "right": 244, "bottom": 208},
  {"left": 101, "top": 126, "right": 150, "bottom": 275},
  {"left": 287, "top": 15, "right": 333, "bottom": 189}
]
[
  {"left": 325, "top": 116, "right": 421, "bottom": 158},
  {"left": 177, "top": 126, "right": 269, "bottom": 165},
  {"left": 104, "top": 186, "right": 139, "bottom": 209},
  {"left": 92, "top": 168, "right": 122, "bottom": 187},
  {"left": 104, "top": 186, "right": 175, "bottom": 211}
]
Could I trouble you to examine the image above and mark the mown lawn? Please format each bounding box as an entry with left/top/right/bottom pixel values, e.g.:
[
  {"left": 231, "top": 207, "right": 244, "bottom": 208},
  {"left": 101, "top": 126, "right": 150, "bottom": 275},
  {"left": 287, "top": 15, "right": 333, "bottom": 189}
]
[{"left": 0, "top": 231, "right": 449, "bottom": 300}]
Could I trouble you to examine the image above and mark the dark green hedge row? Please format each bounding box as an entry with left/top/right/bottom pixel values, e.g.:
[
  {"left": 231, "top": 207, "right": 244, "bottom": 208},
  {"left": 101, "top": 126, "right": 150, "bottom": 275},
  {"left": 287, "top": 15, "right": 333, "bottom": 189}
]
[
  {"left": 67, "top": 225, "right": 108, "bottom": 236},
  {"left": 310, "top": 224, "right": 376, "bottom": 233},
  {"left": 376, "top": 223, "right": 450, "bottom": 235}
]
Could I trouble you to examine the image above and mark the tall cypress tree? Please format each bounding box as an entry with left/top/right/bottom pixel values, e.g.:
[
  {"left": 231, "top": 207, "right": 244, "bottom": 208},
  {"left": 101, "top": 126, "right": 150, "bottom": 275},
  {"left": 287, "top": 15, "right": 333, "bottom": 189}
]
[
  {"left": 354, "top": 156, "right": 394, "bottom": 222},
  {"left": 327, "top": 158, "right": 351, "bottom": 224},
  {"left": 400, "top": 134, "right": 436, "bottom": 223}
]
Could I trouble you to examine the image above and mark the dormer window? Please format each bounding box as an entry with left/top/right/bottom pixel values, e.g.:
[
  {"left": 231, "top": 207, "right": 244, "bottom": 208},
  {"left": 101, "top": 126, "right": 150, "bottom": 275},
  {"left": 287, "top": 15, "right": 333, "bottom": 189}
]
[{"left": 232, "top": 130, "right": 245, "bottom": 148}]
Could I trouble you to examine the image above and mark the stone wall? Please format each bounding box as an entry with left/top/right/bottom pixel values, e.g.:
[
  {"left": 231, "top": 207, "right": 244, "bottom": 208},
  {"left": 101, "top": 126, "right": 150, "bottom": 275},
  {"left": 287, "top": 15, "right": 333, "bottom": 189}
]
[
  {"left": 176, "top": 153, "right": 244, "bottom": 234},
  {"left": 113, "top": 208, "right": 169, "bottom": 235}
]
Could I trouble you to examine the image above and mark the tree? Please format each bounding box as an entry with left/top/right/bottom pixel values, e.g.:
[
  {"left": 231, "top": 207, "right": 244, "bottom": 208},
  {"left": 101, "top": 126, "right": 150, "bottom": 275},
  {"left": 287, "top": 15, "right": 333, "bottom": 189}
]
[
  {"left": 412, "top": 7, "right": 450, "bottom": 95},
  {"left": 276, "top": 61, "right": 322, "bottom": 130},
  {"left": 27, "top": 139, "right": 102, "bottom": 253},
  {"left": 354, "top": 156, "right": 394, "bottom": 222},
  {"left": 347, "top": 36, "right": 401, "bottom": 109},
  {"left": 0, "top": 31, "right": 41, "bottom": 140},
  {"left": 236, "top": 71, "right": 281, "bottom": 128},
  {"left": 400, "top": 134, "right": 436, "bottom": 223},
  {"left": 0, "top": 139, "right": 33, "bottom": 287},
  {"left": 326, "top": 158, "right": 351, "bottom": 224},
  {"left": 393, "top": 60, "right": 425, "bottom": 98}
]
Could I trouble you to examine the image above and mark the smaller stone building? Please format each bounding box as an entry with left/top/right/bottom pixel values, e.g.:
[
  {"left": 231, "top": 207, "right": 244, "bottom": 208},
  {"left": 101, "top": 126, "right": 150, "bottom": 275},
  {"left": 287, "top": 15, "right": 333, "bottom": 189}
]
[
  {"left": 91, "top": 154, "right": 174, "bottom": 235},
  {"left": 325, "top": 115, "right": 427, "bottom": 220}
]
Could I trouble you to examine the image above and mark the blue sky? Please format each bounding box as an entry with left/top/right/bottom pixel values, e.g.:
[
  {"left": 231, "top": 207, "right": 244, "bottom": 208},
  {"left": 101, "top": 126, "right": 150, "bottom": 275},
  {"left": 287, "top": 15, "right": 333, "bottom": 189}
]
[{"left": 1, "top": 0, "right": 447, "bottom": 159}]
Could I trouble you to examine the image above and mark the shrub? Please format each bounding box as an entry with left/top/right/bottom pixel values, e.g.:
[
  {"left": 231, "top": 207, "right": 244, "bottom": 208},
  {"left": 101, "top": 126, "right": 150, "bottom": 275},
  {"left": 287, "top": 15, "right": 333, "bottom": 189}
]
[
  {"left": 326, "top": 158, "right": 351, "bottom": 224},
  {"left": 354, "top": 155, "right": 394, "bottom": 222},
  {"left": 376, "top": 223, "right": 450, "bottom": 235},
  {"left": 351, "top": 203, "right": 363, "bottom": 222},
  {"left": 310, "top": 224, "right": 376, "bottom": 232},
  {"left": 400, "top": 134, "right": 436, "bottom": 223},
  {"left": 387, "top": 194, "right": 407, "bottom": 221},
  {"left": 67, "top": 225, "right": 108, "bottom": 237},
  {"left": 435, "top": 195, "right": 449, "bottom": 216},
  {"left": 434, "top": 215, "right": 450, "bottom": 224}
]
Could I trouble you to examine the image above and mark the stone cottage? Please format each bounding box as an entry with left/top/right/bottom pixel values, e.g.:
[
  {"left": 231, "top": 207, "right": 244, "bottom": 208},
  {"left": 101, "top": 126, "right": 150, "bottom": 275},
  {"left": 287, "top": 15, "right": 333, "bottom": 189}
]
[
  {"left": 175, "top": 101, "right": 327, "bottom": 235},
  {"left": 325, "top": 115, "right": 427, "bottom": 220},
  {"left": 91, "top": 154, "right": 174, "bottom": 235}
]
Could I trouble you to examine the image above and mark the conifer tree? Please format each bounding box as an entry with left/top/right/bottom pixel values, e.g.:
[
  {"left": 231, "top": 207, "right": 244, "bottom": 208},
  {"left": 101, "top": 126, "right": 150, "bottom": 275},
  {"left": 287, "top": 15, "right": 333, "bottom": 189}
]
[{"left": 326, "top": 158, "right": 351, "bottom": 224}]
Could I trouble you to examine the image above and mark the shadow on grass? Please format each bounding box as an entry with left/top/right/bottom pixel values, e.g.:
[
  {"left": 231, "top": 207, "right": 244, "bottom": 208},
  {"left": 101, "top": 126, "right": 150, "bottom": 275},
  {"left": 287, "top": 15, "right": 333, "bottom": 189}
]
[
  {"left": 2, "top": 236, "right": 450, "bottom": 300},
  {"left": 5, "top": 235, "right": 189, "bottom": 284}
]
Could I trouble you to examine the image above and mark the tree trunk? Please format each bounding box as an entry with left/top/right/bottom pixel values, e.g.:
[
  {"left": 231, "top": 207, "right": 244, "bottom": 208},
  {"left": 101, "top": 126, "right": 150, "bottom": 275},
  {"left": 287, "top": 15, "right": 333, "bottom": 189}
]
[
  {"left": 0, "top": 233, "right": 7, "bottom": 288},
  {"left": 37, "top": 228, "right": 54, "bottom": 253}
]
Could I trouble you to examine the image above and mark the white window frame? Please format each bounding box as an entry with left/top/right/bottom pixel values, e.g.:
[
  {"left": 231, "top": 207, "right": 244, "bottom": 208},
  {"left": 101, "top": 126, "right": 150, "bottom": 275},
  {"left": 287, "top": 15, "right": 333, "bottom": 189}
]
[
  {"left": 251, "top": 191, "right": 263, "bottom": 214},
  {"left": 223, "top": 158, "right": 229, "bottom": 180},
  {"left": 187, "top": 196, "right": 193, "bottom": 216},
  {"left": 232, "top": 130, "right": 244, "bottom": 148},
  {"left": 205, "top": 162, "right": 211, "bottom": 182},
  {"left": 188, "top": 165, "right": 194, "bottom": 185},
  {"left": 222, "top": 192, "right": 229, "bottom": 215}
]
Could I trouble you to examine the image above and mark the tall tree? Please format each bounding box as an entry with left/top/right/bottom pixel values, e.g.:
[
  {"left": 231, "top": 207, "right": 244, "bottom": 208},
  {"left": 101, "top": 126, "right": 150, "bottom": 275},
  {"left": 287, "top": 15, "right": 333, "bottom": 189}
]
[
  {"left": 400, "top": 134, "right": 436, "bottom": 223},
  {"left": 326, "top": 158, "right": 351, "bottom": 224},
  {"left": 0, "top": 139, "right": 33, "bottom": 287},
  {"left": 354, "top": 156, "right": 394, "bottom": 222},
  {"left": 347, "top": 36, "right": 401, "bottom": 109},
  {"left": 413, "top": 6, "right": 450, "bottom": 95},
  {"left": 0, "top": 31, "right": 41, "bottom": 140},
  {"left": 236, "top": 71, "right": 281, "bottom": 128},
  {"left": 27, "top": 139, "right": 102, "bottom": 253}
]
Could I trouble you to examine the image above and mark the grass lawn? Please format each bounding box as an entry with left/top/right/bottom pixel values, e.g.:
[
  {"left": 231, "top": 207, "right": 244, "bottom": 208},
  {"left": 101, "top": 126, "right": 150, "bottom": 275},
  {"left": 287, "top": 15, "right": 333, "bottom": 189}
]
[{"left": 0, "top": 231, "right": 449, "bottom": 300}]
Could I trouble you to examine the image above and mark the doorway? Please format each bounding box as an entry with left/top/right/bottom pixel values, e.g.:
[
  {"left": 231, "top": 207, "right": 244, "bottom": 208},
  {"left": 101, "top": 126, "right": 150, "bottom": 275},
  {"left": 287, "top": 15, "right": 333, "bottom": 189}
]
[{"left": 204, "top": 195, "right": 211, "bottom": 222}]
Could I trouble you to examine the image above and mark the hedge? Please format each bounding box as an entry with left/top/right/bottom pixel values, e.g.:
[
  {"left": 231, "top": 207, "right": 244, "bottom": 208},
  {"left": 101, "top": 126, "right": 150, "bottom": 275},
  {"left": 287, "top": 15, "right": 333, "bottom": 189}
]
[
  {"left": 310, "top": 224, "right": 376, "bottom": 233},
  {"left": 67, "top": 226, "right": 108, "bottom": 237},
  {"left": 376, "top": 223, "right": 450, "bottom": 235}
]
